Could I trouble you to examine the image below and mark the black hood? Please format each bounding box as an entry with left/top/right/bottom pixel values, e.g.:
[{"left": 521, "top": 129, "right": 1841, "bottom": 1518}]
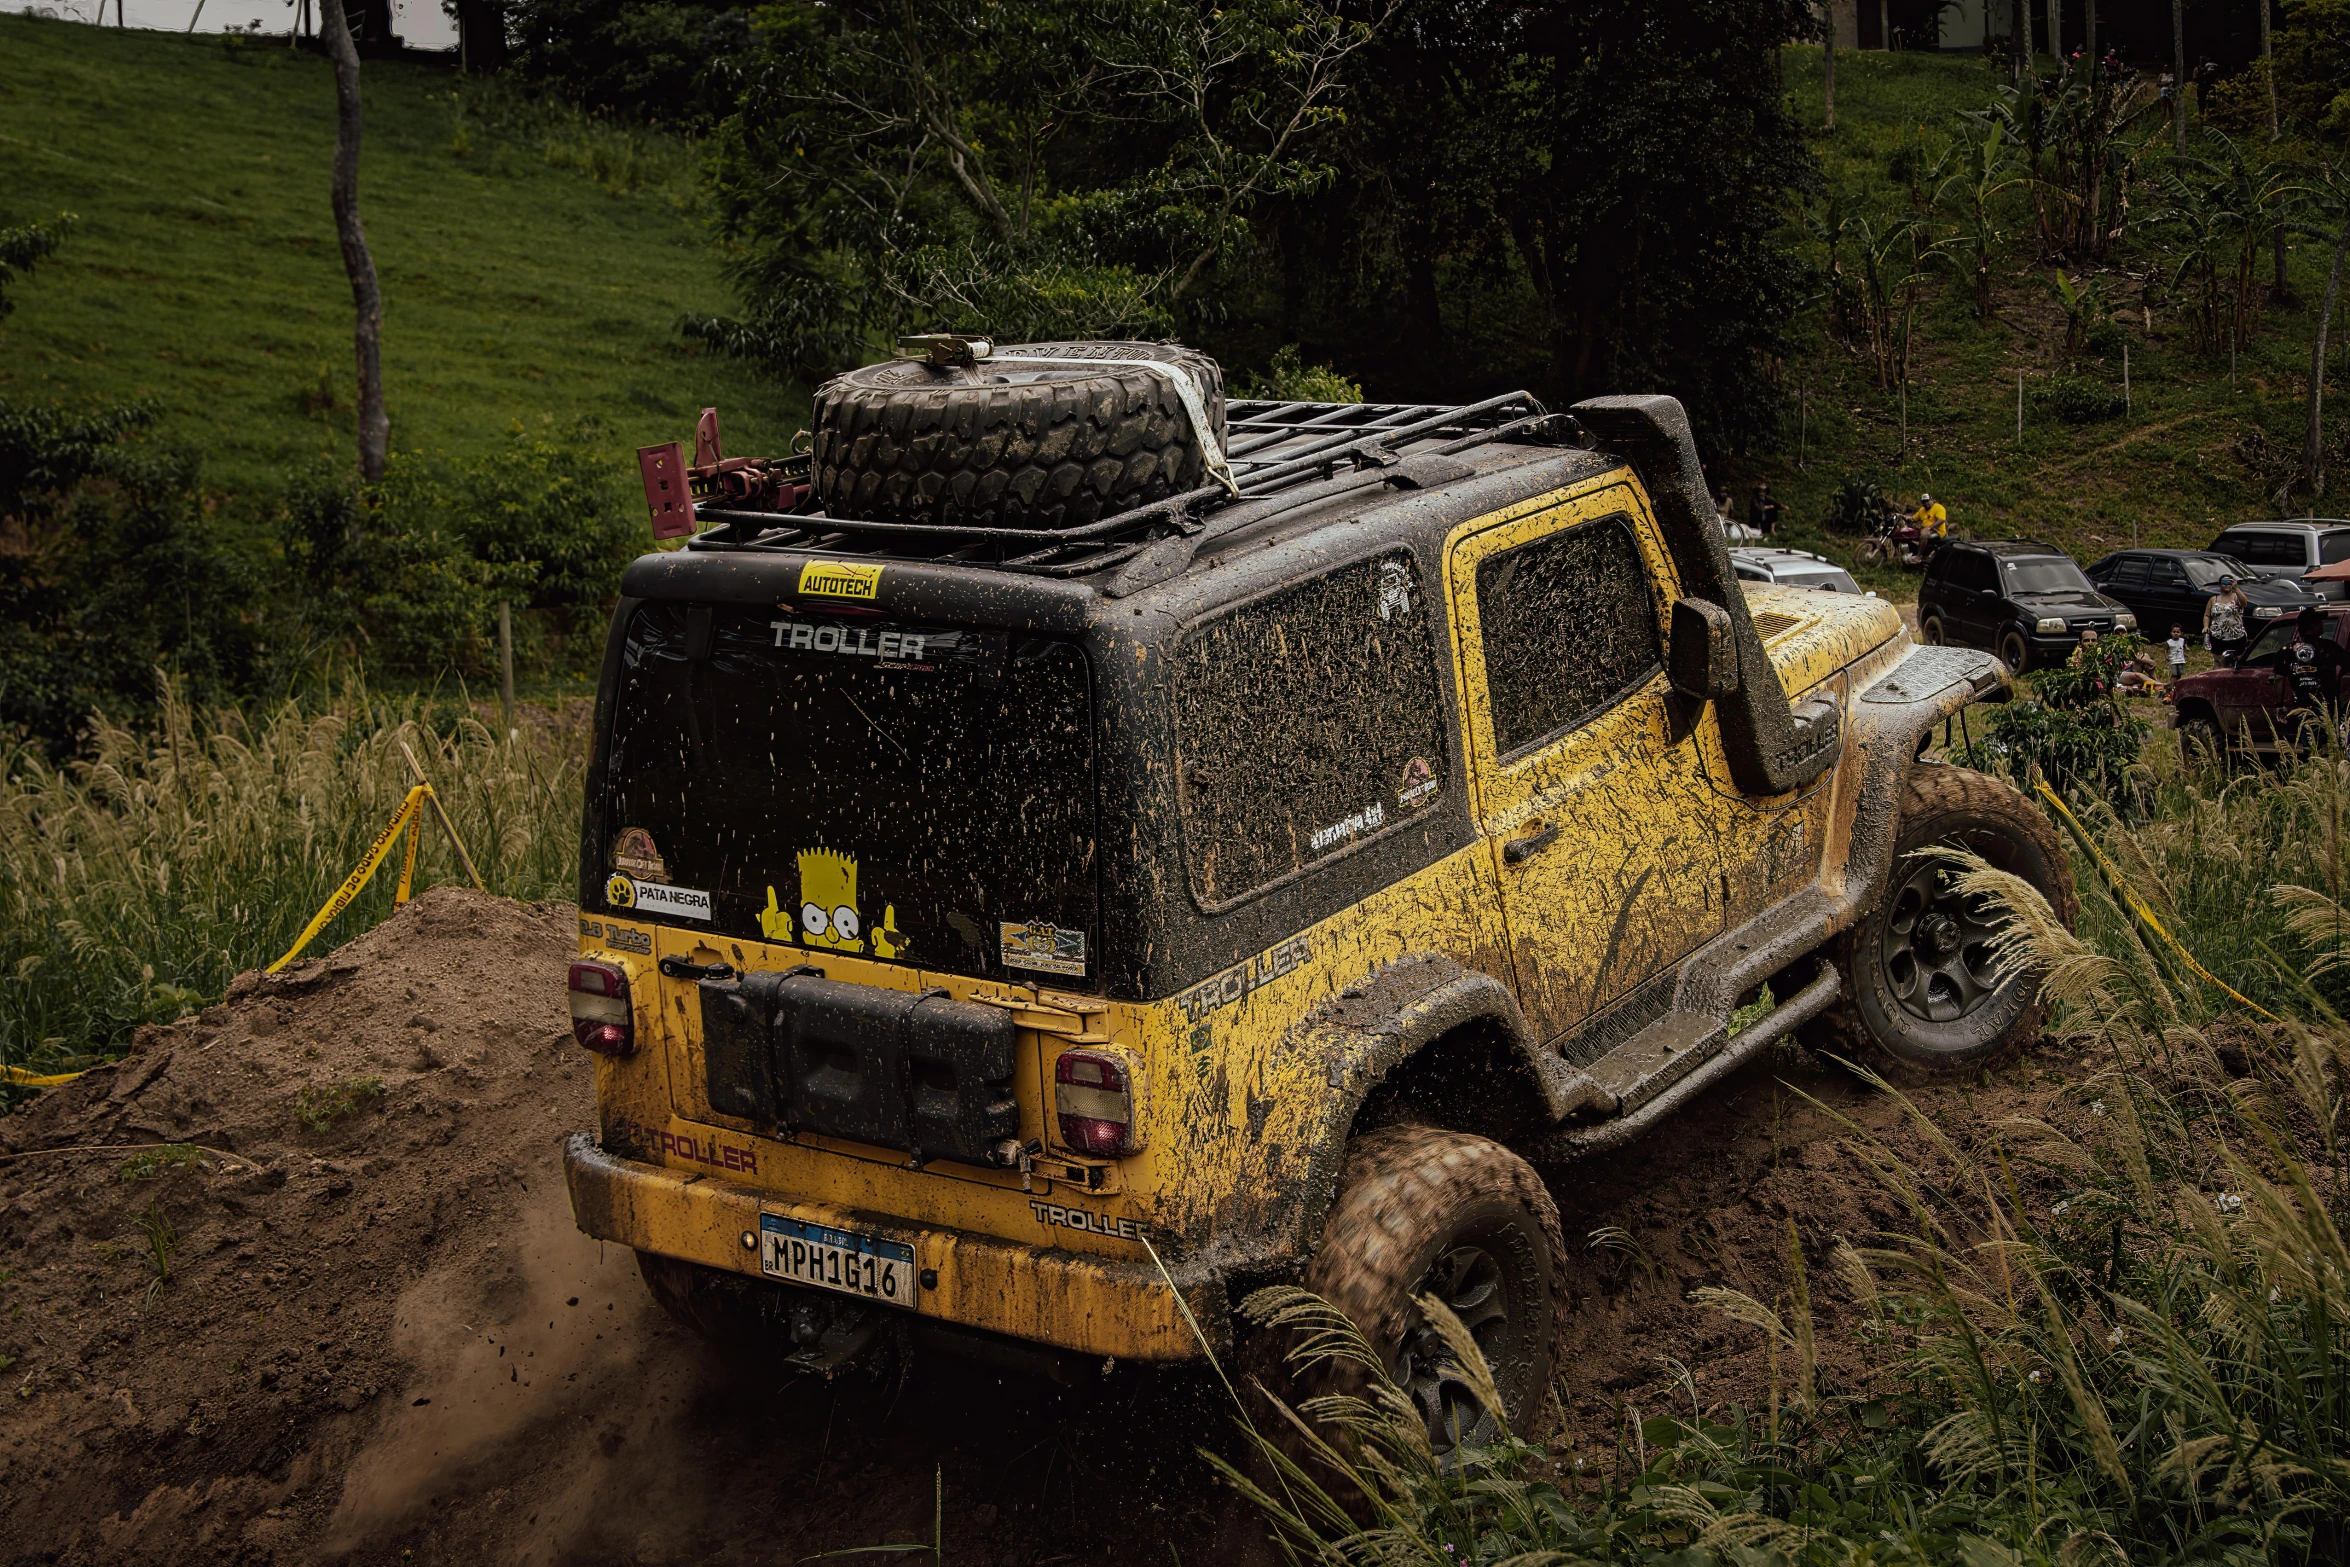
[{"left": 2011, "top": 589, "right": 2127, "bottom": 617}]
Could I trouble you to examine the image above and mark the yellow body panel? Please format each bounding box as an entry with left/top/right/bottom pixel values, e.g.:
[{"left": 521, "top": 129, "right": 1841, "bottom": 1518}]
[{"left": 568, "top": 465, "right": 1916, "bottom": 1362}]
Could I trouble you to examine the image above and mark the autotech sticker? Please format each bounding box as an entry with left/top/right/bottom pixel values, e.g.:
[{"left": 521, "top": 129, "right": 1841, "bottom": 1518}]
[
  {"left": 1177, "top": 933, "right": 1311, "bottom": 1023},
  {"left": 797, "top": 560, "right": 884, "bottom": 601},
  {"left": 613, "top": 878, "right": 711, "bottom": 921},
  {"left": 1001, "top": 920, "right": 1086, "bottom": 977}
]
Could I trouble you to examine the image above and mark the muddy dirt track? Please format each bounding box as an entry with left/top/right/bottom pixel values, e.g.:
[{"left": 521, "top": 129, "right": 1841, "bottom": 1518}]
[{"left": 0, "top": 888, "right": 2070, "bottom": 1564}]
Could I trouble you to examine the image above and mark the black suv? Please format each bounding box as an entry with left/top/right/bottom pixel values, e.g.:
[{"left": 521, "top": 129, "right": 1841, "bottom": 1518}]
[
  {"left": 2085, "top": 549, "right": 2322, "bottom": 642},
  {"left": 1917, "top": 540, "right": 2134, "bottom": 671}
]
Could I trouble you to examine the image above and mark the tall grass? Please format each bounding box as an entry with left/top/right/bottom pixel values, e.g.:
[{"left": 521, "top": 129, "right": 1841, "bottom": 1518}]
[
  {"left": 0, "top": 685, "right": 584, "bottom": 1082},
  {"left": 1229, "top": 747, "right": 2350, "bottom": 1564}
]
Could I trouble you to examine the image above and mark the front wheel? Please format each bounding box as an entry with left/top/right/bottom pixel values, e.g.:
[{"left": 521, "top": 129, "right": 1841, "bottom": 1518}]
[
  {"left": 1810, "top": 764, "right": 2077, "bottom": 1080},
  {"left": 1998, "top": 627, "right": 2032, "bottom": 673},
  {"left": 1265, "top": 1125, "right": 1565, "bottom": 1460}
]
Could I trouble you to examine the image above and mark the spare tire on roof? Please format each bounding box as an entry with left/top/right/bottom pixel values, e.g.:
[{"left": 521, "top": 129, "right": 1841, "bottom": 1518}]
[{"left": 811, "top": 340, "right": 1226, "bottom": 530}]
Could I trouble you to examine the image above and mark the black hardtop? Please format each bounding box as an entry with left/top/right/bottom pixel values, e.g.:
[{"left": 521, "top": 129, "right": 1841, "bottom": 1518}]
[
  {"left": 619, "top": 437, "right": 1625, "bottom": 640},
  {"left": 1971, "top": 539, "right": 2070, "bottom": 559}
]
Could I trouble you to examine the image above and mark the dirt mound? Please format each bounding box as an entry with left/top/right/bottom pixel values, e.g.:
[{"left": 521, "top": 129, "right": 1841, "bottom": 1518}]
[{"left": 0, "top": 886, "right": 2076, "bottom": 1563}]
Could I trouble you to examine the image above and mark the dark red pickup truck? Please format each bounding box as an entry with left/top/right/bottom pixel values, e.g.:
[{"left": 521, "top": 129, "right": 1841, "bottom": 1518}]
[{"left": 2172, "top": 608, "right": 2350, "bottom": 754}]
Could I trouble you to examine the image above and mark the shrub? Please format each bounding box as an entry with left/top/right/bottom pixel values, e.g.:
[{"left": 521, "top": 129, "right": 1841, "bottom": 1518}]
[
  {"left": 1234, "top": 346, "right": 1364, "bottom": 405},
  {"left": 2035, "top": 375, "right": 2129, "bottom": 425},
  {"left": 1957, "top": 635, "right": 2152, "bottom": 809}
]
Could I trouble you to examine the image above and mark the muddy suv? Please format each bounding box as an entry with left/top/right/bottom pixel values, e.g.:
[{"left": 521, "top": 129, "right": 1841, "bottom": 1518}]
[{"left": 564, "top": 340, "right": 2072, "bottom": 1442}]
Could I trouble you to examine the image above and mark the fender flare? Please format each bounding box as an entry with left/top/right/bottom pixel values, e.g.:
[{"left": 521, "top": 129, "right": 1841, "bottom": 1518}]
[{"left": 1261, "top": 952, "right": 1579, "bottom": 1266}]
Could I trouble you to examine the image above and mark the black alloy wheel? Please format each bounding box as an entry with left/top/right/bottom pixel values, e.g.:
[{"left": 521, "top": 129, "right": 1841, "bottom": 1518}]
[{"left": 1877, "top": 856, "right": 2005, "bottom": 1024}]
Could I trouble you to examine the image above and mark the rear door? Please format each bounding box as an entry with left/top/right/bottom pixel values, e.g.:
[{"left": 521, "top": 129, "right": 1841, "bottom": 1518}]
[
  {"left": 1447, "top": 485, "right": 1723, "bottom": 1042},
  {"left": 1944, "top": 550, "right": 1999, "bottom": 646},
  {"left": 2144, "top": 557, "right": 2198, "bottom": 638},
  {"left": 2101, "top": 556, "right": 2152, "bottom": 625}
]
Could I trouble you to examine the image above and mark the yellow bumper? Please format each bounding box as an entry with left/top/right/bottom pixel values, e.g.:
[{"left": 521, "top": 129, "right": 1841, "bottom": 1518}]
[{"left": 562, "top": 1133, "right": 1210, "bottom": 1362}]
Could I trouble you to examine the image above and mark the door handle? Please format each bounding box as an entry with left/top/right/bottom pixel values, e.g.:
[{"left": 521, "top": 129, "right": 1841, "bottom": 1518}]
[{"left": 1503, "top": 822, "right": 1561, "bottom": 865}]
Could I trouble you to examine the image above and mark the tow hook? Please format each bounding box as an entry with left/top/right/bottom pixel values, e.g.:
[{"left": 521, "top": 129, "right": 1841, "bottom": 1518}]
[{"left": 990, "top": 1137, "right": 1044, "bottom": 1191}]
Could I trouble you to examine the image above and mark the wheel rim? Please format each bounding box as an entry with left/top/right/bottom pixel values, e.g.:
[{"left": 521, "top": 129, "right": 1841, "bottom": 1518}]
[
  {"left": 1879, "top": 856, "right": 2008, "bottom": 1025},
  {"left": 2000, "top": 632, "right": 2027, "bottom": 670},
  {"left": 1922, "top": 618, "right": 1944, "bottom": 645},
  {"left": 1392, "top": 1242, "right": 1522, "bottom": 1457}
]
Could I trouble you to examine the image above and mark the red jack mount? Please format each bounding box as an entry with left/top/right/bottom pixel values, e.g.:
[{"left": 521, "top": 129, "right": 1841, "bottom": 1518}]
[{"left": 635, "top": 408, "right": 813, "bottom": 539}]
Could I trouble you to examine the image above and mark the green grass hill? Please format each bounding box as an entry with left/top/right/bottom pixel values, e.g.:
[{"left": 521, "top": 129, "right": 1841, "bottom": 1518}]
[
  {"left": 0, "top": 15, "right": 802, "bottom": 501},
  {"left": 1747, "top": 48, "right": 2348, "bottom": 597}
]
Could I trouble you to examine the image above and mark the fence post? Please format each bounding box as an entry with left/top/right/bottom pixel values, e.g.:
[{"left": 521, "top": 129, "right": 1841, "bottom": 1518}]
[
  {"left": 497, "top": 601, "right": 516, "bottom": 740},
  {"left": 2123, "top": 341, "right": 2131, "bottom": 413},
  {"left": 2017, "top": 370, "right": 2024, "bottom": 445}
]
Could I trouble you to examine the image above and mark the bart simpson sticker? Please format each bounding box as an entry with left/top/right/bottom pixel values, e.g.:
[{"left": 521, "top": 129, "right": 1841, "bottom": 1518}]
[{"left": 768, "top": 851, "right": 907, "bottom": 959}]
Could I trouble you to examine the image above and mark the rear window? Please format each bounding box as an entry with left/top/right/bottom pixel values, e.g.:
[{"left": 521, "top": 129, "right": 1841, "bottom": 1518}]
[
  {"left": 2217, "top": 530, "right": 2309, "bottom": 567},
  {"left": 1174, "top": 552, "right": 1447, "bottom": 907},
  {"left": 599, "top": 602, "right": 1098, "bottom": 985}
]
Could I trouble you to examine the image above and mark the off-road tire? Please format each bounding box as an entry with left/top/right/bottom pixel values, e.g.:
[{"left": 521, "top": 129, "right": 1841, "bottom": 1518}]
[
  {"left": 810, "top": 340, "right": 1226, "bottom": 530},
  {"left": 2177, "top": 712, "right": 2228, "bottom": 767},
  {"left": 1250, "top": 1125, "right": 1566, "bottom": 1465},
  {"left": 1808, "top": 763, "right": 2077, "bottom": 1081},
  {"left": 1998, "top": 627, "right": 2032, "bottom": 673}
]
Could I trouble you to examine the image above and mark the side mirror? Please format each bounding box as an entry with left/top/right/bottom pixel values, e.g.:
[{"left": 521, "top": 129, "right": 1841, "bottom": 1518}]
[{"left": 1669, "top": 597, "right": 1739, "bottom": 701}]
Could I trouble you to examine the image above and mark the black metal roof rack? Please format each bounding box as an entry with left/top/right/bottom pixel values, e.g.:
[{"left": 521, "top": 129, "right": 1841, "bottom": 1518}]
[{"left": 686, "top": 391, "right": 1577, "bottom": 580}]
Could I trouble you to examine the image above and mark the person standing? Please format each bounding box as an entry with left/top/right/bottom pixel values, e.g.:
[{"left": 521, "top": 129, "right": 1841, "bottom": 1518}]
[
  {"left": 2204, "top": 574, "right": 2251, "bottom": 665},
  {"left": 2280, "top": 607, "right": 2345, "bottom": 752},
  {"left": 2166, "top": 624, "right": 2189, "bottom": 684},
  {"left": 1748, "top": 483, "right": 1780, "bottom": 538}
]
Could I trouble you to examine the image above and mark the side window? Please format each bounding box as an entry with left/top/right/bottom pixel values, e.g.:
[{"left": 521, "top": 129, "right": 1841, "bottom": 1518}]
[
  {"left": 2149, "top": 559, "right": 2188, "bottom": 586},
  {"left": 1955, "top": 552, "right": 1996, "bottom": 593},
  {"left": 2322, "top": 532, "right": 2350, "bottom": 566},
  {"left": 2111, "top": 558, "right": 2150, "bottom": 587},
  {"left": 1474, "top": 513, "right": 1662, "bottom": 759},
  {"left": 2219, "top": 531, "right": 2300, "bottom": 567},
  {"left": 1174, "top": 552, "right": 1449, "bottom": 906}
]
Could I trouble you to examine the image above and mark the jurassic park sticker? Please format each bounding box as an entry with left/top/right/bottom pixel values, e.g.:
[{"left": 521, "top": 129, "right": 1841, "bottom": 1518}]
[{"left": 611, "top": 826, "right": 667, "bottom": 880}]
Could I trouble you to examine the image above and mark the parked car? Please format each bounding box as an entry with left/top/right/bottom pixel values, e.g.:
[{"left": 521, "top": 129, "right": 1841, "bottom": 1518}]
[
  {"left": 1731, "top": 546, "right": 1863, "bottom": 594},
  {"left": 2207, "top": 519, "right": 2350, "bottom": 600},
  {"left": 1917, "top": 539, "right": 2135, "bottom": 671},
  {"left": 2172, "top": 607, "right": 2350, "bottom": 755},
  {"left": 2084, "top": 548, "right": 2322, "bottom": 641}
]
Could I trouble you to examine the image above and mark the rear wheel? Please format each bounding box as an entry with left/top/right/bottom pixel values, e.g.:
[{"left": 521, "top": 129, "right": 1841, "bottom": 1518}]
[
  {"left": 1998, "top": 627, "right": 2032, "bottom": 673},
  {"left": 1259, "top": 1125, "right": 1565, "bottom": 1459},
  {"left": 1920, "top": 615, "right": 1947, "bottom": 646},
  {"left": 2178, "top": 712, "right": 2229, "bottom": 766},
  {"left": 1809, "top": 764, "right": 2077, "bottom": 1081}
]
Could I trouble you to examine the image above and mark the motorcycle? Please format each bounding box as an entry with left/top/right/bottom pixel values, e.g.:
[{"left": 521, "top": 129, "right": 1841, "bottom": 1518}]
[{"left": 1854, "top": 508, "right": 1940, "bottom": 570}]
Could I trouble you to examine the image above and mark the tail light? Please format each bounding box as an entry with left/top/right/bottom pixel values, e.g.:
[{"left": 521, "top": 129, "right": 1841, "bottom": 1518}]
[
  {"left": 569, "top": 960, "right": 634, "bottom": 1056},
  {"left": 1054, "top": 1047, "right": 1146, "bottom": 1157}
]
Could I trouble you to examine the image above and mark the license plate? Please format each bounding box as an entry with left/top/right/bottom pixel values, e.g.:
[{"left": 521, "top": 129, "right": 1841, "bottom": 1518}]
[{"left": 758, "top": 1214, "right": 920, "bottom": 1309}]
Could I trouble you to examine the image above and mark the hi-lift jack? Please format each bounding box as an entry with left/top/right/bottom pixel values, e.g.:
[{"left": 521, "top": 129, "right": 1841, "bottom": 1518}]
[{"left": 635, "top": 408, "right": 812, "bottom": 540}]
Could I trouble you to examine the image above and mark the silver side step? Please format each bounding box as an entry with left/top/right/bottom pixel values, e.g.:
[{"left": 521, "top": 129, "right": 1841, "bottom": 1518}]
[{"left": 1537, "top": 964, "right": 1842, "bottom": 1162}]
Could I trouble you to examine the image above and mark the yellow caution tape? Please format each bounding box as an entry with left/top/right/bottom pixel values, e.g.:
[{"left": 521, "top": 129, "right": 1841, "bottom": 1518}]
[
  {"left": 265, "top": 784, "right": 433, "bottom": 975},
  {"left": 2035, "top": 781, "right": 2279, "bottom": 1022},
  {"left": 1, "top": 1064, "right": 90, "bottom": 1086}
]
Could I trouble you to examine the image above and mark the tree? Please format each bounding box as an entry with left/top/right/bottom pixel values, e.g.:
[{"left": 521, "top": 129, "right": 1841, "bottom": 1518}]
[
  {"left": 320, "top": 0, "right": 388, "bottom": 480},
  {"left": 0, "top": 213, "right": 76, "bottom": 322},
  {"left": 2308, "top": 187, "right": 2349, "bottom": 497}
]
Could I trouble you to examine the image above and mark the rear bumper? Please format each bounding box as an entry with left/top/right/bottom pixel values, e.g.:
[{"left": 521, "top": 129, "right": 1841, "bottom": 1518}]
[{"left": 561, "top": 1132, "right": 1212, "bottom": 1362}]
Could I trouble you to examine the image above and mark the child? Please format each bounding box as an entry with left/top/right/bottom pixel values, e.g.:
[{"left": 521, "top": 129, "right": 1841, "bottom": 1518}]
[{"left": 2166, "top": 624, "right": 2188, "bottom": 684}]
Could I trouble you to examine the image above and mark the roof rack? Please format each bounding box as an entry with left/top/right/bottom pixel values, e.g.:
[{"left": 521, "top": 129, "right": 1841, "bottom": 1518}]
[{"left": 687, "top": 391, "right": 1576, "bottom": 580}]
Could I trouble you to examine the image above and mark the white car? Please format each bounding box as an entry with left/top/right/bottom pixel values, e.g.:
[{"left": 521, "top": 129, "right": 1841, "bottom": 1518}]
[{"left": 1731, "top": 547, "right": 1863, "bottom": 595}]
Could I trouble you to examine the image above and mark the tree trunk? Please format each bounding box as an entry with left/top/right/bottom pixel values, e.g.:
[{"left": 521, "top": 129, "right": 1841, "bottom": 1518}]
[
  {"left": 2304, "top": 206, "right": 2349, "bottom": 498},
  {"left": 2047, "top": 0, "right": 2058, "bottom": 64},
  {"left": 2085, "top": 0, "right": 2094, "bottom": 62},
  {"left": 1823, "top": 0, "right": 1835, "bottom": 130},
  {"left": 455, "top": 0, "right": 506, "bottom": 71},
  {"left": 2260, "top": 0, "right": 2276, "bottom": 137},
  {"left": 323, "top": 0, "right": 388, "bottom": 481},
  {"left": 2172, "top": 0, "right": 2186, "bottom": 154}
]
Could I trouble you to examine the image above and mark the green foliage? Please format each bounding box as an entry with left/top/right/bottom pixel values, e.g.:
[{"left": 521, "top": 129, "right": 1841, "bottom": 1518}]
[
  {"left": 0, "top": 396, "right": 262, "bottom": 753},
  {"left": 278, "top": 421, "right": 640, "bottom": 679},
  {"left": 504, "top": 0, "right": 747, "bottom": 128},
  {"left": 2035, "top": 375, "right": 2128, "bottom": 424},
  {"left": 294, "top": 1075, "right": 384, "bottom": 1133},
  {"left": 1826, "top": 475, "right": 1891, "bottom": 536},
  {"left": 0, "top": 211, "right": 75, "bottom": 322},
  {"left": 1233, "top": 345, "right": 1362, "bottom": 404},
  {"left": 1956, "top": 636, "right": 2153, "bottom": 807}
]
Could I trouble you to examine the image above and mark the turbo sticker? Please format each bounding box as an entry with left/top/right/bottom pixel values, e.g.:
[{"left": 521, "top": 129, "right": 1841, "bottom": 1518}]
[{"left": 797, "top": 561, "right": 884, "bottom": 601}]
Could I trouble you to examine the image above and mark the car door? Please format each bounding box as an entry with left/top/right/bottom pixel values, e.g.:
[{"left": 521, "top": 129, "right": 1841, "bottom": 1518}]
[
  {"left": 2101, "top": 556, "right": 2152, "bottom": 626},
  {"left": 1944, "top": 550, "right": 1997, "bottom": 646},
  {"left": 1448, "top": 486, "right": 1724, "bottom": 1044},
  {"left": 2144, "top": 557, "right": 2197, "bottom": 640},
  {"left": 2209, "top": 621, "right": 2294, "bottom": 744}
]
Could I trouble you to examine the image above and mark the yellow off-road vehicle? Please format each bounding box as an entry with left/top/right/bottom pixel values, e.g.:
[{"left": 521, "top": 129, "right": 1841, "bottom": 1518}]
[{"left": 564, "top": 339, "right": 2072, "bottom": 1445}]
